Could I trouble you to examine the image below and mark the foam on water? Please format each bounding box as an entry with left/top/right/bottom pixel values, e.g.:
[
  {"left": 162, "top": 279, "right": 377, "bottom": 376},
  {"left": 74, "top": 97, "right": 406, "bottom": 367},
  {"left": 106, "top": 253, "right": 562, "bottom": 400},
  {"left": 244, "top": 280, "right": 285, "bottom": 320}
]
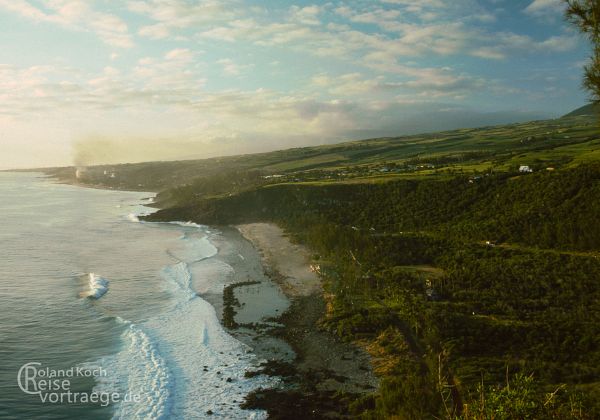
[
  {"left": 90, "top": 324, "right": 173, "bottom": 419},
  {"left": 191, "top": 259, "right": 235, "bottom": 294},
  {"left": 166, "top": 232, "right": 218, "bottom": 264},
  {"left": 91, "top": 225, "right": 272, "bottom": 419},
  {"left": 169, "top": 221, "right": 204, "bottom": 229},
  {"left": 162, "top": 262, "right": 196, "bottom": 303},
  {"left": 126, "top": 201, "right": 156, "bottom": 223},
  {"left": 84, "top": 273, "right": 109, "bottom": 299},
  {"left": 142, "top": 281, "right": 272, "bottom": 418}
]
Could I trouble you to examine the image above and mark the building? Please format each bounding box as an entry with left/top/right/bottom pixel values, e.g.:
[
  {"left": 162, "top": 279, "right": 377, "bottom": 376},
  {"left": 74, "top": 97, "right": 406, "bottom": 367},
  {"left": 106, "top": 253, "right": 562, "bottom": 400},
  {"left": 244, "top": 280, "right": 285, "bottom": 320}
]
[{"left": 519, "top": 165, "right": 533, "bottom": 173}]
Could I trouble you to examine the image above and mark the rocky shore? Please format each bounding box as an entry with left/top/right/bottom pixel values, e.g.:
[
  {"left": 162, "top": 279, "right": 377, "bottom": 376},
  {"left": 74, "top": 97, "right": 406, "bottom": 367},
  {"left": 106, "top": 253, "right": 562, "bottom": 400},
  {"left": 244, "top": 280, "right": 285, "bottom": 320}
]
[{"left": 232, "top": 223, "right": 378, "bottom": 419}]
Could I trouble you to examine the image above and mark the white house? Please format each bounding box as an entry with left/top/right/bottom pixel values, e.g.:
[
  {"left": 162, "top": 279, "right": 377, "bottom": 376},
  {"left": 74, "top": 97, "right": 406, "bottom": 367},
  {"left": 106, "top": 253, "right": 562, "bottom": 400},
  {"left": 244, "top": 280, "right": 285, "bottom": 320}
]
[{"left": 519, "top": 165, "right": 533, "bottom": 173}]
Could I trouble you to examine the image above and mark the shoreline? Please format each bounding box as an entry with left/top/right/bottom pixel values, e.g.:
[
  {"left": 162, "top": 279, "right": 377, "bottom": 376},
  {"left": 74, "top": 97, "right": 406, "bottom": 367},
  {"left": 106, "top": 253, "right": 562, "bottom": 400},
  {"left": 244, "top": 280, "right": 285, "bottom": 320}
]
[
  {"left": 41, "top": 174, "right": 380, "bottom": 416},
  {"left": 236, "top": 223, "right": 322, "bottom": 298},
  {"left": 233, "top": 223, "right": 378, "bottom": 418}
]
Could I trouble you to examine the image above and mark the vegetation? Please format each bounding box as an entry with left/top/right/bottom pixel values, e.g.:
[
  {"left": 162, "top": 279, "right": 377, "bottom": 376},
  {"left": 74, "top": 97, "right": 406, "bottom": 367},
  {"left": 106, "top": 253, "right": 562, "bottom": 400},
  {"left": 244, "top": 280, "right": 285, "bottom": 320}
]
[
  {"left": 222, "top": 281, "right": 260, "bottom": 329},
  {"left": 141, "top": 163, "right": 600, "bottom": 418},
  {"left": 565, "top": 0, "right": 600, "bottom": 101},
  {"left": 46, "top": 110, "right": 600, "bottom": 418},
  {"left": 46, "top": 114, "right": 599, "bottom": 195}
]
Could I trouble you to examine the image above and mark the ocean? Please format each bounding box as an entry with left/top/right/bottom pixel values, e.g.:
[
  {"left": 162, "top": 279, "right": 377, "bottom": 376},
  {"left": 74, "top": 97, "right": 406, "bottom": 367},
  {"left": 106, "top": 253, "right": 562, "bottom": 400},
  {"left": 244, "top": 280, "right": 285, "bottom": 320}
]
[{"left": 0, "top": 172, "right": 275, "bottom": 419}]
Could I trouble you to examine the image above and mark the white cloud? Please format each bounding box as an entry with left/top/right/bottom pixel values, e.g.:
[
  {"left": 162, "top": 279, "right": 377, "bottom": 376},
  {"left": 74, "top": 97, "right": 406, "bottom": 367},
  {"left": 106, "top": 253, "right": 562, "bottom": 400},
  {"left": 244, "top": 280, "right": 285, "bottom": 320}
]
[
  {"left": 0, "top": 0, "right": 581, "bottom": 168},
  {"left": 165, "top": 48, "right": 195, "bottom": 62},
  {"left": 310, "top": 68, "right": 488, "bottom": 99},
  {"left": 311, "top": 73, "right": 385, "bottom": 96},
  {"left": 128, "top": 0, "right": 236, "bottom": 39},
  {"left": 0, "top": 0, "right": 134, "bottom": 48},
  {"left": 0, "top": 62, "right": 495, "bottom": 145},
  {"left": 216, "top": 58, "right": 253, "bottom": 76},
  {"left": 138, "top": 23, "right": 171, "bottom": 40},
  {"left": 290, "top": 5, "right": 323, "bottom": 26},
  {"left": 194, "top": 1, "right": 574, "bottom": 71},
  {"left": 524, "top": 0, "right": 565, "bottom": 18},
  {"left": 471, "top": 47, "right": 506, "bottom": 60},
  {"left": 470, "top": 33, "right": 579, "bottom": 60}
]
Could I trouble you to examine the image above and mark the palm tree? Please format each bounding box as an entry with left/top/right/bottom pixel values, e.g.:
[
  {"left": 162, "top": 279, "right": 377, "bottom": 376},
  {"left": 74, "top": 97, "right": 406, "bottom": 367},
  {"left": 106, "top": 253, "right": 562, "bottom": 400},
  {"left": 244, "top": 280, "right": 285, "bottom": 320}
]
[{"left": 565, "top": 0, "right": 600, "bottom": 100}]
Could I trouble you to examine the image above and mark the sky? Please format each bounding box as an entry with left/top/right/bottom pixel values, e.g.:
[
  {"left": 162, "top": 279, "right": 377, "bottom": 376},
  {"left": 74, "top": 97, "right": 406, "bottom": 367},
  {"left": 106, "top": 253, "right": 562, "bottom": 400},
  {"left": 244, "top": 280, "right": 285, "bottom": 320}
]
[{"left": 0, "top": 0, "right": 592, "bottom": 169}]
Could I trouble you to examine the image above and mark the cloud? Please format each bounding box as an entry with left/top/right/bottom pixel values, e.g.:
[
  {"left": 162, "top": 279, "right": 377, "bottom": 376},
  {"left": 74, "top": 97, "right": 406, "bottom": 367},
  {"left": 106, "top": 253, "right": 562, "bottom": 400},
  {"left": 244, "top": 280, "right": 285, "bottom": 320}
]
[
  {"left": 290, "top": 5, "right": 323, "bottom": 26},
  {"left": 470, "top": 32, "right": 578, "bottom": 60},
  {"left": 311, "top": 73, "right": 385, "bottom": 96},
  {"left": 524, "top": 0, "right": 565, "bottom": 18},
  {"left": 0, "top": 60, "right": 540, "bottom": 164},
  {"left": 193, "top": 1, "right": 575, "bottom": 73},
  {"left": 129, "top": 0, "right": 237, "bottom": 39},
  {"left": 0, "top": 0, "right": 133, "bottom": 48},
  {"left": 0, "top": 0, "right": 582, "bottom": 169},
  {"left": 216, "top": 58, "right": 253, "bottom": 76},
  {"left": 470, "top": 47, "right": 506, "bottom": 60},
  {"left": 138, "top": 23, "right": 171, "bottom": 40},
  {"left": 164, "top": 48, "right": 195, "bottom": 62},
  {"left": 310, "top": 68, "right": 489, "bottom": 100}
]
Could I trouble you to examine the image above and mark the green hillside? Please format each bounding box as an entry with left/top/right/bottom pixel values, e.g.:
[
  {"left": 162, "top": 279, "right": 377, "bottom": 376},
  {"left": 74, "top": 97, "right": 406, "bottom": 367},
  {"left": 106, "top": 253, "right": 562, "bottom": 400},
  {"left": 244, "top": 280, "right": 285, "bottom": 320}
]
[
  {"left": 46, "top": 114, "right": 600, "bottom": 195},
  {"left": 144, "top": 165, "right": 600, "bottom": 419},
  {"left": 563, "top": 103, "right": 600, "bottom": 118}
]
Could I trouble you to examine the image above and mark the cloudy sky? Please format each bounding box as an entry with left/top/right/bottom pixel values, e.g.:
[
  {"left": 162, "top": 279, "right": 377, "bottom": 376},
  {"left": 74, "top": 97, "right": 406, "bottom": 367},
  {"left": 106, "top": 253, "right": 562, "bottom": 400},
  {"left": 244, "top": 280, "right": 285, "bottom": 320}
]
[{"left": 0, "top": 0, "right": 591, "bottom": 169}]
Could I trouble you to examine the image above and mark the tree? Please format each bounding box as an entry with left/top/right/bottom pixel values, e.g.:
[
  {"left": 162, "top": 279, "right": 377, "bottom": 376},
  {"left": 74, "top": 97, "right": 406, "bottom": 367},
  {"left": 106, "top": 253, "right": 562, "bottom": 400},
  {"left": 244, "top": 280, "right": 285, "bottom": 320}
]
[{"left": 565, "top": 1, "right": 600, "bottom": 100}]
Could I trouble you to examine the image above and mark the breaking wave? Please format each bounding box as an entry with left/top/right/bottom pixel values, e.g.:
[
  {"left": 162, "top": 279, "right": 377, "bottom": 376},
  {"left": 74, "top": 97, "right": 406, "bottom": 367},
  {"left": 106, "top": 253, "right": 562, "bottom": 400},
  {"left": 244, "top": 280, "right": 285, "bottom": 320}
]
[
  {"left": 87, "top": 226, "right": 272, "bottom": 418},
  {"left": 83, "top": 273, "right": 109, "bottom": 299}
]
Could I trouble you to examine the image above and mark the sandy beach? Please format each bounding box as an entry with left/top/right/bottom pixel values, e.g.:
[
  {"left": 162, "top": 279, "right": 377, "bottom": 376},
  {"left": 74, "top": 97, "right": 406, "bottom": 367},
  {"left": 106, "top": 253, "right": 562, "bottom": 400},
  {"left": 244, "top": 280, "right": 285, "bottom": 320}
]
[
  {"left": 233, "top": 223, "right": 378, "bottom": 417},
  {"left": 236, "top": 223, "right": 321, "bottom": 297}
]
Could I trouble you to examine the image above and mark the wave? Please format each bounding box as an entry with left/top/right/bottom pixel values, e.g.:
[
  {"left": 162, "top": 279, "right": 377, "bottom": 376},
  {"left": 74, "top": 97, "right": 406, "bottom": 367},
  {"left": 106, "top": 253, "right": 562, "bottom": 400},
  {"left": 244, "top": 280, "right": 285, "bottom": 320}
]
[
  {"left": 162, "top": 262, "right": 197, "bottom": 303},
  {"left": 147, "top": 230, "right": 272, "bottom": 417},
  {"left": 190, "top": 259, "right": 235, "bottom": 295},
  {"left": 86, "top": 222, "right": 270, "bottom": 418},
  {"left": 87, "top": 323, "right": 173, "bottom": 420},
  {"left": 168, "top": 221, "right": 204, "bottom": 229},
  {"left": 83, "top": 273, "right": 109, "bottom": 299},
  {"left": 119, "top": 324, "right": 172, "bottom": 419},
  {"left": 166, "top": 234, "right": 218, "bottom": 265},
  {"left": 124, "top": 196, "right": 158, "bottom": 223},
  {"left": 143, "top": 269, "right": 273, "bottom": 418}
]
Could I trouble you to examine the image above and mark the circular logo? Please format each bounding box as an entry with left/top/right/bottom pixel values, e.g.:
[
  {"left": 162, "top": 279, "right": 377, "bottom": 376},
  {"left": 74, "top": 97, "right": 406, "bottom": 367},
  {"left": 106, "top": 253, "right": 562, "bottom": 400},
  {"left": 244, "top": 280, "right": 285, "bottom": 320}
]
[{"left": 17, "top": 362, "right": 42, "bottom": 395}]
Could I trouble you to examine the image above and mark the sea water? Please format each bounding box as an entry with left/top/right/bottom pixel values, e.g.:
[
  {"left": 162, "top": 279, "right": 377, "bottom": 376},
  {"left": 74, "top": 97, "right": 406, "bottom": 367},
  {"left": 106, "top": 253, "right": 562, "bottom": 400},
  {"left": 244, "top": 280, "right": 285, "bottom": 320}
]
[{"left": 0, "top": 172, "right": 271, "bottom": 419}]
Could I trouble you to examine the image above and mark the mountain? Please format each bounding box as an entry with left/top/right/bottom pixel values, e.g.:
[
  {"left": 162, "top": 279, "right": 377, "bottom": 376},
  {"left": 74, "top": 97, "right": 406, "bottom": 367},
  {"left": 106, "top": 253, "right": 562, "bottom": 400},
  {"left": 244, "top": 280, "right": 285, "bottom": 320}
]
[{"left": 563, "top": 103, "right": 600, "bottom": 117}]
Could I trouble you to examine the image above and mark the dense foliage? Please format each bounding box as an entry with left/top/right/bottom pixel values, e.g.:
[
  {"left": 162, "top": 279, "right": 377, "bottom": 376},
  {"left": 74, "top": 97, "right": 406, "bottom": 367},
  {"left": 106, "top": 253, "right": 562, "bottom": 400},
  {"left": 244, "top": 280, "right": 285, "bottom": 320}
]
[{"left": 149, "top": 164, "right": 600, "bottom": 251}]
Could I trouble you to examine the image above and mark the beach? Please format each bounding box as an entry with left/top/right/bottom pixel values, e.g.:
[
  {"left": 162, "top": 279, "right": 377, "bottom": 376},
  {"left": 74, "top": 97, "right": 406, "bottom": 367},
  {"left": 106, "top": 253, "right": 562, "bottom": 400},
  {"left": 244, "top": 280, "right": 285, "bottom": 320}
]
[
  {"left": 232, "top": 223, "right": 378, "bottom": 417},
  {"left": 6, "top": 172, "right": 377, "bottom": 418},
  {"left": 236, "top": 223, "right": 321, "bottom": 297}
]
